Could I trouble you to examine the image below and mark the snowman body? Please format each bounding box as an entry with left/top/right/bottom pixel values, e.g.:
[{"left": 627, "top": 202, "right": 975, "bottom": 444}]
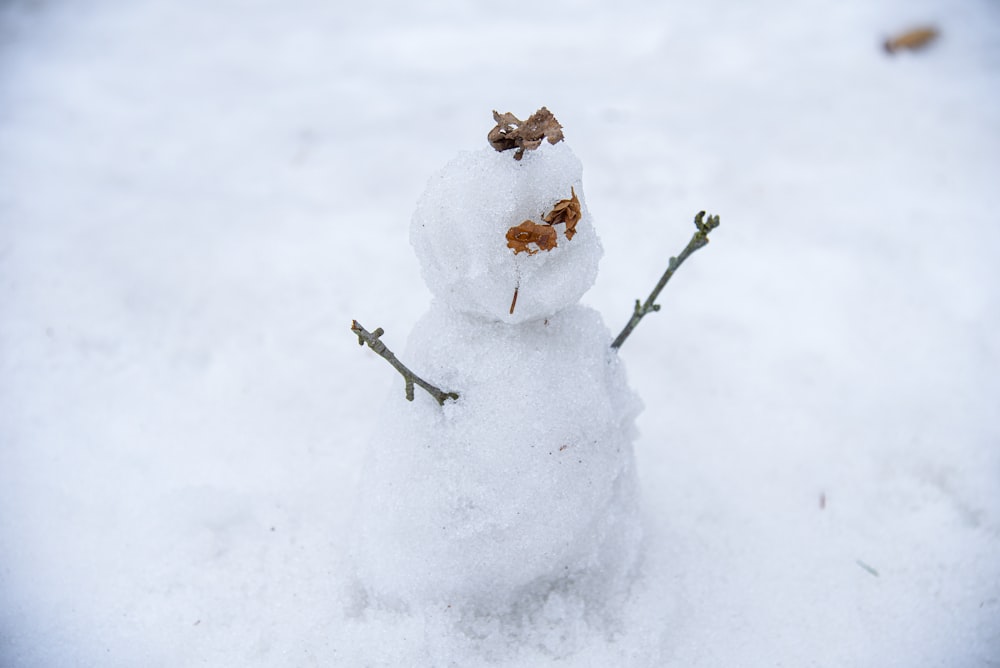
[{"left": 351, "top": 142, "right": 643, "bottom": 611}]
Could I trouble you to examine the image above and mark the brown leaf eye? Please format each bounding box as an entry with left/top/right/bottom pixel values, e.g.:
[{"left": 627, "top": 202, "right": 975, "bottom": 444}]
[
  {"left": 542, "top": 187, "right": 581, "bottom": 240},
  {"left": 504, "top": 188, "right": 582, "bottom": 255},
  {"left": 506, "top": 221, "right": 558, "bottom": 255}
]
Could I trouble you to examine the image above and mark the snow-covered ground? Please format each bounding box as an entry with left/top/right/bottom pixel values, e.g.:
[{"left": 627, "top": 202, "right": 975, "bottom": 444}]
[{"left": 1, "top": 0, "right": 998, "bottom": 665}]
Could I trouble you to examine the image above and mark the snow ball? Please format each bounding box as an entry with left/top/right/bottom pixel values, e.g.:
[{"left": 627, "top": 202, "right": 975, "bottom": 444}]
[
  {"left": 410, "top": 142, "right": 603, "bottom": 323},
  {"left": 349, "top": 303, "right": 643, "bottom": 629}
]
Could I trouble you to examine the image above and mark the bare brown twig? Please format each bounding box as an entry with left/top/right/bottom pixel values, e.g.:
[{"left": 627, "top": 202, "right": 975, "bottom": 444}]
[
  {"left": 610, "top": 210, "right": 720, "bottom": 350},
  {"left": 351, "top": 320, "right": 459, "bottom": 405}
]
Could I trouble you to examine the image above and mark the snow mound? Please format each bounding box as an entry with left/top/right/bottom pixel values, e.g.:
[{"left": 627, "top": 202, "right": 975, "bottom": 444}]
[
  {"left": 348, "top": 303, "right": 643, "bottom": 636},
  {"left": 410, "top": 143, "right": 602, "bottom": 323}
]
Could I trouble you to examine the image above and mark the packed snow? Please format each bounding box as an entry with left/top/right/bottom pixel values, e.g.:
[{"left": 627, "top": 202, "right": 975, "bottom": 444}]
[
  {"left": 410, "top": 142, "right": 602, "bottom": 323},
  {"left": 1, "top": 0, "right": 999, "bottom": 666},
  {"left": 349, "top": 305, "right": 642, "bottom": 650}
]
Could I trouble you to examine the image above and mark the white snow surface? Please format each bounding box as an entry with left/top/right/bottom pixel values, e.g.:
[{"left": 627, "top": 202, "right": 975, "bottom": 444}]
[{"left": 2, "top": 0, "right": 1000, "bottom": 666}]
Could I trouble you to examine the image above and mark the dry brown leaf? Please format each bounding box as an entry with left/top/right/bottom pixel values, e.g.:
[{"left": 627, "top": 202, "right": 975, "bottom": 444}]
[
  {"left": 504, "top": 188, "right": 581, "bottom": 257},
  {"left": 884, "top": 26, "right": 939, "bottom": 54},
  {"left": 542, "top": 187, "right": 581, "bottom": 240},
  {"left": 506, "top": 220, "right": 558, "bottom": 255},
  {"left": 488, "top": 107, "right": 564, "bottom": 160},
  {"left": 488, "top": 111, "right": 522, "bottom": 154}
]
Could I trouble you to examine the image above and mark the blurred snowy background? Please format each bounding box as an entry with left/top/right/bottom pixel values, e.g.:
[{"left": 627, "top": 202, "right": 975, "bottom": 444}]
[{"left": 1, "top": 0, "right": 999, "bottom": 665}]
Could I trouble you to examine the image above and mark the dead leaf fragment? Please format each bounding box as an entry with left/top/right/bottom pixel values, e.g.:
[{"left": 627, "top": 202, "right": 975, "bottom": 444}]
[
  {"left": 488, "top": 107, "right": 564, "bottom": 160},
  {"left": 542, "top": 187, "right": 581, "bottom": 240},
  {"left": 884, "top": 26, "right": 939, "bottom": 54},
  {"left": 506, "top": 220, "right": 558, "bottom": 255},
  {"left": 504, "top": 188, "right": 582, "bottom": 257}
]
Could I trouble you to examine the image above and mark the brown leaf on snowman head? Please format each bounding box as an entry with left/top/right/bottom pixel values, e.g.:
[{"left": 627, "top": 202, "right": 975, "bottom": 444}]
[
  {"left": 542, "top": 187, "right": 581, "bottom": 240},
  {"left": 506, "top": 220, "right": 558, "bottom": 255},
  {"left": 488, "top": 107, "right": 564, "bottom": 160}
]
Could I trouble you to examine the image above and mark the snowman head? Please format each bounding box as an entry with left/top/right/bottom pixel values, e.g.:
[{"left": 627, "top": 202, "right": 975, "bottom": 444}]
[{"left": 410, "top": 124, "right": 603, "bottom": 323}]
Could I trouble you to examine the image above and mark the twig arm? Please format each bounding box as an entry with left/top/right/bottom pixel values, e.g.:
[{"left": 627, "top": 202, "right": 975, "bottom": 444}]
[
  {"left": 351, "top": 320, "right": 459, "bottom": 406},
  {"left": 610, "top": 210, "right": 720, "bottom": 350}
]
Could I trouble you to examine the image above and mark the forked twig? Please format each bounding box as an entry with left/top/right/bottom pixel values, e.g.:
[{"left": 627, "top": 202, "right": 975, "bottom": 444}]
[
  {"left": 610, "top": 210, "right": 720, "bottom": 350},
  {"left": 351, "top": 320, "right": 459, "bottom": 405}
]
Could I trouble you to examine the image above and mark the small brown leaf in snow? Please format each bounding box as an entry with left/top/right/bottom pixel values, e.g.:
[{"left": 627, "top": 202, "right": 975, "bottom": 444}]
[
  {"left": 488, "top": 107, "right": 564, "bottom": 160},
  {"left": 506, "top": 220, "right": 558, "bottom": 254},
  {"left": 884, "top": 26, "right": 939, "bottom": 54},
  {"left": 542, "top": 187, "right": 581, "bottom": 240}
]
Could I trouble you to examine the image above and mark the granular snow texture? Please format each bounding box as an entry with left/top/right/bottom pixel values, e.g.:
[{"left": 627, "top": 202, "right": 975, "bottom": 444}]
[{"left": 1, "top": 0, "right": 999, "bottom": 666}]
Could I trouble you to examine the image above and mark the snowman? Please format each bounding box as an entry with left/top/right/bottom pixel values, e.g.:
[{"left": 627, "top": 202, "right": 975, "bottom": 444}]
[{"left": 348, "top": 109, "right": 716, "bottom": 622}]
